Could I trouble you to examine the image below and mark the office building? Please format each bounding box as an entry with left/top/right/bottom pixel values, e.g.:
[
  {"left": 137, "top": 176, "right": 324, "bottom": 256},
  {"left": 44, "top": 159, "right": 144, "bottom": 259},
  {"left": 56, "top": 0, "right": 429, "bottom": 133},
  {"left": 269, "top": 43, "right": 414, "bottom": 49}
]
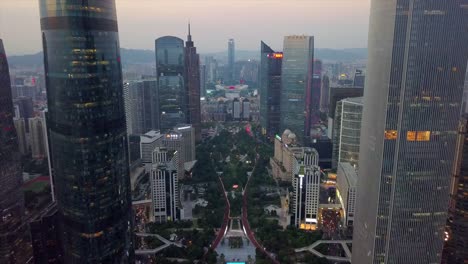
[
  {"left": 127, "top": 79, "right": 158, "bottom": 135},
  {"left": 140, "top": 130, "right": 163, "bottom": 165},
  {"left": 30, "top": 203, "right": 63, "bottom": 263},
  {"left": 13, "top": 96, "right": 33, "bottom": 131},
  {"left": 155, "top": 36, "right": 186, "bottom": 131},
  {"left": 233, "top": 98, "right": 241, "bottom": 120},
  {"left": 174, "top": 124, "right": 196, "bottom": 163},
  {"left": 331, "top": 97, "right": 363, "bottom": 169},
  {"left": 39, "top": 1, "right": 134, "bottom": 261},
  {"left": 443, "top": 117, "right": 468, "bottom": 263},
  {"left": 352, "top": 1, "right": 468, "bottom": 263},
  {"left": 228, "top": 39, "right": 235, "bottom": 84},
  {"left": 185, "top": 24, "right": 201, "bottom": 141},
  {"left": 150, "top": 147, "right": 180, "bottom": 222},
  {"left": 29, "top": 116, "right": 47, "bottom": 159},
  {"left": 327, "top": 86, "right": 363, "bottom": 139},
  {"left": 270, "top": 130, "right": 302, "bottom": 182},
  {"left": 14, "top": 117, "right": 28, "bottom": 155},
  {"left": 205, "top": 56, "right": 218, "bottom": 84},
  {"left": 311, "top": 60, "right": 322, "bottom": 126},
  {"left": 259, "top": 41, "right": 282, "bottom": 137},
  {"left": 162, "top": 130, "right": 187, "bottom": 179},
  {"left": 0, "top": 39, "right": 32, "bottom": 263},
  {"left": 320, "top": 75, "right": 330, "bottom": 113},
  {"left": 353, "top": 69, "right": 365, "bottom": 88},
  {"left": 200, "top": 64, "right": 207, "bottom": 97},
  {"left": 336, "top": 162, "right": 357, "bottom": 227},
  {"left": 242, "top": 98, "right": 250, "bottom": 121},
  {"left": 280, "top": 35, "right": 314, "bottom": 144},
  {"left": 292, "top": 148, "right": 320, "bottom": 230}
]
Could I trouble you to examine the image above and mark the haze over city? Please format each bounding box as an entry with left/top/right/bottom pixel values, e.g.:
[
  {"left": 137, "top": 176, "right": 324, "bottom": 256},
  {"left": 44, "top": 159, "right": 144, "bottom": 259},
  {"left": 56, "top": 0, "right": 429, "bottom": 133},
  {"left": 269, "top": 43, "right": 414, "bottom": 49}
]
[{"left": 0, "top": 0, "right": 370, "bottom": 55}]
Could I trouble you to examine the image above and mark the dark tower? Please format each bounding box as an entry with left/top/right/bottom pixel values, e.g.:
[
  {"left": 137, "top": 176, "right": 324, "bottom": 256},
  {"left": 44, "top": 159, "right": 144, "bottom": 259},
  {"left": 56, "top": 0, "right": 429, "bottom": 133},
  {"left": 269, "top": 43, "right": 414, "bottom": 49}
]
[
  {"left": 0, "top": 39, "right": 33, "bottom": 264},
  {"left": 39, "top": 1, "right": 134, "bottom": 262},
  {"left": 185, "top": 23, "right": 201, "bottom": 141}
]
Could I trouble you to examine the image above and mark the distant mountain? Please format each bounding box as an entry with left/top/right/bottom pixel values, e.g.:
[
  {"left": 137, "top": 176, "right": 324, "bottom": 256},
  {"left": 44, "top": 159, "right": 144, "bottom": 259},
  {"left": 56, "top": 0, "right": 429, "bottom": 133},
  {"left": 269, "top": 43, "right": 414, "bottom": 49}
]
[{"left": 7, "top": 47, "right": 367, "bottom": 67}]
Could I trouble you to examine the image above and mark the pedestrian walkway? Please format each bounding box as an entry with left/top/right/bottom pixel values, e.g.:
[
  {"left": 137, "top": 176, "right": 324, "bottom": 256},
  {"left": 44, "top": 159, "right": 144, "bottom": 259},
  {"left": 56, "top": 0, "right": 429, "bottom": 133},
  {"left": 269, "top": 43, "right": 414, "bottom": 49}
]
[
  {"left": 295, "top": 239, "right": 352, "bottom": 262},
  {"left": 135, "top": 233, "right": 183, "bottom": 255}
]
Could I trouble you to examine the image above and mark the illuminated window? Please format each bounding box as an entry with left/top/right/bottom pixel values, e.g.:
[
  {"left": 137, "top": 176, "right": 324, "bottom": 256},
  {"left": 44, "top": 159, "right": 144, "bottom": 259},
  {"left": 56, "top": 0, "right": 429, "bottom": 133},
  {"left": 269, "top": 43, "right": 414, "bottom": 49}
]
[
  {"left": 385, "top": 130, "right": 398, "bottom": 140},
  {"left": 407, "top": 131, "right": 417, "bottom": 141},
  {"left": 416, "top": 131, "right": 431, "bottom": 141}
]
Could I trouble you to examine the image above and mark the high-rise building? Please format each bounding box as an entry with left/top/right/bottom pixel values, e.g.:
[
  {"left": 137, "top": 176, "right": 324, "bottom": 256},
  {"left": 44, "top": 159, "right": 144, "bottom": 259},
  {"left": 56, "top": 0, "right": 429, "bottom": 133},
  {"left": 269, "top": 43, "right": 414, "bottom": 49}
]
[
  {"left": 140, "top": 130, "right": 163, "bottom": 165},
  {"left": 443, "top": 117, "right": 468, "bottom": 263},
  {"left": 259, "top": 41, "right": 282, "bottom": 138},
  {"left": 352, "top": 1, "right": 468, "bottom": 263},
  {"left": 0, "top": 39, "right": 32, "bottom": 263},
  {"left": 30, "top": 203, "right": 63, "bottom": 263},
  {"left": 353, "top": 69, "right": 365, "bottom": 88},
  {"left": 13, "top": 117, "right": 28, "bottom": 155},
  {"left": 242, "top": 98, "right": 250, "bottom": 121},
  {"left": 29, "top": 116, "right": 48, "bottom": 159},
  {"left": 327, "top": 86, "right": 363, "bottom": 139},
  {"left": 174, "top": 124, "right": 196, "bottom": 163},
  {"left": 185, "top": 24, "right": 201, "bottom": 141},
  {"left": 292, "top": 148, "right": 320, "bottom": 230},
  {"left": 150, "top": 147, "right": 180, "bottom": 222},
  {"left": 336, "top": 162, "right": 357, "bottom": 227},
  {"left": 13, "top": 96, "right": 33, "bottom": 131},
  {"left": 228, "top": 39, "right": 235, "bottom": 84},
  {"left": 320, "top": 75, "right": 330, "bottom": 113},
  {"left": 127, "top": 79, "right": 158, "bottom": 135},
  {"left": 205, "top": 56, "right": 218, "bottom": 84},
  {"left": 233, "top": 98, "right": 241, "bottom": 120},
  {"left": 155, "top": 36, "right": 186, "bottom": 131},
  {"left": 331, "top": 97, "right": 363, "bottom": 169},
  {"left": 280, "top": 35, "right": 314, "bottom": 145},
  {"left": 39, "top": 1, "right": 134, "bottom": 261},
  {"left": 311, "top": 60, "right": 322, "bottom": 127},
  {"left": 200, "top": 64, "right": 207, "bottom": 97}
]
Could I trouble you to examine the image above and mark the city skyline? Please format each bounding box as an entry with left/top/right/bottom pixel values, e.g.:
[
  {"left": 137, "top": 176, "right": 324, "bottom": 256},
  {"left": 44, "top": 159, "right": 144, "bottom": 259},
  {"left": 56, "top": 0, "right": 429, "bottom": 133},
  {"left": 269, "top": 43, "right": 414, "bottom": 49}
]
[{"left": 0, "top": 0, "right": 370, "bottom": 55}]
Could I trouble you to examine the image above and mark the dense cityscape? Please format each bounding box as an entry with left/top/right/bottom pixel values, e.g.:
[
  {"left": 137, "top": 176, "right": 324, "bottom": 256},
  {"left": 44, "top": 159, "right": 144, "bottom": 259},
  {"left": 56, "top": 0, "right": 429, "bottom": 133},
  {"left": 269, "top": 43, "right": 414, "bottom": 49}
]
[{"left": 0, "top": 0, "right": 467, "bottom": 264}]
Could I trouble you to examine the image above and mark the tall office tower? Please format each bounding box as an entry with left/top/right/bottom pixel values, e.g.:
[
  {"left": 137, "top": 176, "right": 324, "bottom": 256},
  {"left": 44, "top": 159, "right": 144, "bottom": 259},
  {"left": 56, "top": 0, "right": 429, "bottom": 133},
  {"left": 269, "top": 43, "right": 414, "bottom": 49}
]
[
  {"left": 155, "top": 36, "right": 186, "bottom": 131},
  {"left": 150, "top": 147, "right": 180, "bottom": 222},
  {"left": 320, "top": 75, "right": 330, "bottom": 113},
  {"left": 311, "top": 60, "right": 322, "bottom": 127},
  {"left": 280, "top": 35, "right": 314, "bottom": 145},
  {"left": 13, "top": 96, "right": 33, "bottom": 131},
  {"left": 39, "top": 1, "right": 134, "bottom": 262},
  {"left": 259, "top": 41, "right": 282, "bottom": 137},
  {"left": 162, "top": 130, "right": 186, "bottom": 179},
  {"left": 185, "top": 24, "right": 201, "bottom": 141},
  {"left": 353, "top": 69, "right": 365, "bottom": 88},
  {"left": 30, "top": 203, "right": 63, "bottom": 263},
  {"left": 29, "top": 116, "right": 47, "bottom": 159},
  {"left": 200, "top": 64, "right": 207, "bottom": 97},
  {"left": 127, "top": 79, "right": 158, "bottom": 135},
  {"left": 174, "top": 124, "right": 196, "bottom": 163},
  {"left": 205, "top": 56, "right": 218, "bottom": 84},
  {"left": 336, "top": 162, "right": 357, "bottom": 227},
  {"left": 292, "top": 148, "right": 320, "bottom": 230},
  {"left": 352, "top": 1, "right": 468, "bottom": 263},
  {"left": 140, "top": 130, "right": 163, "bottom": 165},
  {"left": 123, "top": 82, "right": 132, "bottom": 135},
  {"left": 242, "top": 98, "right": 250, "bottom": 121},
  {"left": 233, "top": 98, "right": 241, "bottom": 120},
  {"left": 228, "top": 39, "right": 235, "bottom": 84},
  {"left": 13, "top": 118, "right": 28, "bottom": 155},
  {"left": 0, "top": 39, "right": 32, "bottom": 263},
  {"left": 327, "top": 87, "right": 364, "bottom": 139},
  {"left": 331, "top": 97, "right": 363, "bottom": 169},
  {"left": 443, "top": 117, "right": 468, "bottom": 263}
]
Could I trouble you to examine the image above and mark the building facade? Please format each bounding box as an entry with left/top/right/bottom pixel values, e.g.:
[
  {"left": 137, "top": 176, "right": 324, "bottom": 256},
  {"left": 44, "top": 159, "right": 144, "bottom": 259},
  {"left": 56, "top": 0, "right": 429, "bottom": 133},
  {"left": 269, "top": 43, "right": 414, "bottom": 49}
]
[
  {"left": 127, "top": 79, "right": 158, "bottom": 135},
  {"left": 292, "top": 148, "right": 320, "bottom": 230},
  {"left": 39, "top": 1, "right": 134, "bottom": 261},
  {"left": 331, "top": 97, "right": 363, "bottom": 169},
  {"left": 185, "top": 24, "right": 201, "bottom": 141},
  {"left": 311, "top": 60, "right": 322, "bottom": 127},
  {"left": 336, "top": 162, "right": 357, "bottom": 227},
  {"left": 150, "top": 147, "right": 180, "bottom": 222},
  {"left": 280, "top": 35, "right": 314, "bottom": 145},
  {"left": 320, "top": 75, "right": 330, "bottom": 113},
  {"left": 353, "top": 1, "right": 468, "bottom": 263},
  {"left": 259, "top": 41, "right": 282, "bottom": 138},
  {"left": 0, "top": 39, "right": 32, "bottom": 263},
  {"left": 155, "top": 36, "right": 186, "bottom": 131},
  {"left": 30, "top": 203, "right": 63, "bottom": 263},
  {"left": 227, "top": 39, "right": 235, "bottom": 84},
  {"left": 29, "top": 116, "right": 47, "bottom": 159},
  {"left": 140, "top": 130, "right": 163, "bottom": 165}
]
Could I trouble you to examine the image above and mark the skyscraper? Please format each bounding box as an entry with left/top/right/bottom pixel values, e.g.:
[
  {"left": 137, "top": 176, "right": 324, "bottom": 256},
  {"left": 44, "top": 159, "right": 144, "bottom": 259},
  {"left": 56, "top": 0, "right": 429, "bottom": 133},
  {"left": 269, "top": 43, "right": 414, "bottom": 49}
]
[
  {"left": 320, "top": 75, "right": 330, "bottom": 113},
  {"left": 443, "top": 117, "right": 468, "bottom": 263},
  {"left": 185, "top": 24, "right": 201, "bottom": 141},
  {"left": 29, "top": 116, "right": 47, "bottom": 159},
  {"left": 155, "top": 36, "right": 186, "bottom": 131},
  {"left": 353, "top": 1, "right": 468, "bottom": 263},
  {"left": 311, "top": 59, "right": 322, "bottom": 127},
  {"left": 228, "top": 38, "right": 235, "bottom": 84},
  {"left": 0, "top": 39, "right": 32, "bottom": 264},
  {"left": 280, "top": 35, "right": 314, "bottom": 145},
  {"left": 127, "top": 79, "right": 158, "bottom": 135},
  {"left": 39, "top": 1, "right": 134, "bottom": 261},
  {"left": 259, "top": 41, "right": 282, "bottom": 138}
]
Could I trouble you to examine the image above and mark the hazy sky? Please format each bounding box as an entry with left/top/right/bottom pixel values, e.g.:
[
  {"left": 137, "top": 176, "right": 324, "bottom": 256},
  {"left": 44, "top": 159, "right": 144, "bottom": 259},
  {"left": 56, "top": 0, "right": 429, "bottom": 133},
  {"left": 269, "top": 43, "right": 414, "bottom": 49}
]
[{"left": 0, "top": 0, "right": 370, "bottom": 55}]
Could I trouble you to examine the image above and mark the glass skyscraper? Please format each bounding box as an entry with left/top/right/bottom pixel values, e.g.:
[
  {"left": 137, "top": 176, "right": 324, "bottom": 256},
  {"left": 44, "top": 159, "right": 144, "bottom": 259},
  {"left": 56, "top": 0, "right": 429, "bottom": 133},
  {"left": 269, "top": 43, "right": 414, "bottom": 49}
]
[
  {"left": 0, "top": 39, "right": 32, "bottom": 263},
  {"left": 259, "top": 41, "right": 282, "bottom": 138},
  {"left": 280, "top": 35, "right": 314, "bottom": 145},
  {"left": 155, "top": 36, "right": 186, "bottom": 131},
  {"left": 39, "top": 1, "right": 134, "bottom": 262},
  {"left": 185, "top": 24, "right": 201, "bottom": 141},
  {"left": 353, "top": 1, "right": 468, "bottom": 263},
  {"left": 228, "top": 38, "right": 235, "bottom": 84}
]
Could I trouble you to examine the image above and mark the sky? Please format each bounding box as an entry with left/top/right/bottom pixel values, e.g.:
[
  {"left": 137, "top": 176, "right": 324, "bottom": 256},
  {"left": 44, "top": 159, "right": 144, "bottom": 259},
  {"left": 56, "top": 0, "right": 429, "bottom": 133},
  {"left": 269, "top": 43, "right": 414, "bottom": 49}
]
[{"left": 0, "top": 0, "right": 370, "bottom": 55}]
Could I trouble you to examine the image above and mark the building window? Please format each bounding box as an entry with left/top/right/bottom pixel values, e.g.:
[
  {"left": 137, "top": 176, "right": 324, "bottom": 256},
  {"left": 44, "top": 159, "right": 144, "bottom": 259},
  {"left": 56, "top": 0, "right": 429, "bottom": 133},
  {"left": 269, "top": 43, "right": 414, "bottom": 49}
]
[
  {"left": 407, "top": 131, "right": 431, "bottom": 141},
  {"left": 407, "top": 131, "right": 417, "bottom": 141},
  {"left": 385, "top": 130, "right": 398, "bottom": 140}
]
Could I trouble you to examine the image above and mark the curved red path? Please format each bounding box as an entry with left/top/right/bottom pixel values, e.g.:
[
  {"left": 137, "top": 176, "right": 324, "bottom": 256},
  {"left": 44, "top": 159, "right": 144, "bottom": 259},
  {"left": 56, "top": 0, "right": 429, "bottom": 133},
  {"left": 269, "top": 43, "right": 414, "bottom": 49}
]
[{"left": 209, "top": 177, "right": 230, "bottom": 250}]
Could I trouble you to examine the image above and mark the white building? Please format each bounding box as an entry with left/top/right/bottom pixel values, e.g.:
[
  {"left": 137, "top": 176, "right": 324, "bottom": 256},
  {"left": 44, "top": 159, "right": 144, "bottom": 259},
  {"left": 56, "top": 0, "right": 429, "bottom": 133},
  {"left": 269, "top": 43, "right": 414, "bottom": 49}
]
[
  {"left": 140, "top": 130, "right": 163, "bottom": 165},
  {"left": 174, "top": 124, "right": 196, "bottom": 162},
  {"left": 336, "top": 162, "right": 357, "bottom": 227},
  {"left": 293, "top": 148, "right": 320, "bottom": 230},
  {"left": 28, "top": 116, "right": 47, "bottom": 159},
  {"left": 150, "top": 147, "right": 180, "bottom": 222},
  {"left": 13, "top": 118, "right": 28, "bottom": 155}
]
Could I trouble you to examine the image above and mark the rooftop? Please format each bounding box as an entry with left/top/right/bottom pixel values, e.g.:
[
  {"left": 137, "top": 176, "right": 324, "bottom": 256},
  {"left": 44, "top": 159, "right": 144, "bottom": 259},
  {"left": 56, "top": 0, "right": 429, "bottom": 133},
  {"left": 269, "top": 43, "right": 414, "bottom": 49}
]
[{"left": 140, "top": 130, "right": 163, "bottom": 144}]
